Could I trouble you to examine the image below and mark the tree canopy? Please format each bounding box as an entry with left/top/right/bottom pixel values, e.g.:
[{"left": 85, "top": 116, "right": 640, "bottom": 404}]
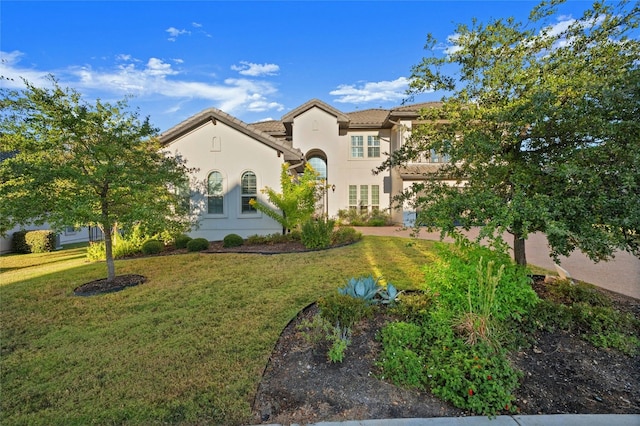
[
  {"left": 380, "top": 0, "right": 639, "bottom": 265},
  {"left": 250, "top": 162, "right": 323, "bottom": 232},
  {"left": 0, "top": 76, "right": 194, "bottom": 280}
]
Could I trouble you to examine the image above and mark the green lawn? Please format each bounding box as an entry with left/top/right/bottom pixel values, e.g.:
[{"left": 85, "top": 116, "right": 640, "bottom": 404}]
[{"left": 1, "top": 236, "right": 437, "bottom": 425}]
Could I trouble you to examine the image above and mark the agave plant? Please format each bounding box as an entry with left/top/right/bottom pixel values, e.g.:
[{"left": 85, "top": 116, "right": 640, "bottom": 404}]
[
  {"left": 338, "top": 275, "right": 382, "bottom": 304},
  {"left": 379, "top": 282, "right": 403, "bottom": 305}
]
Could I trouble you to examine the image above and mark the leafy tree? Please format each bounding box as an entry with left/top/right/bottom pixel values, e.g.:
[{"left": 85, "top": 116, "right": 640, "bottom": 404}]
[
  {"left": 250, "top": 162, "right": 323, "bottom": 232},
  {"left": 380, "top": 0, "right": 639, "bottom": 265},
  {"left": 0, "top": 76, "right": 194, "bottom": 281}
]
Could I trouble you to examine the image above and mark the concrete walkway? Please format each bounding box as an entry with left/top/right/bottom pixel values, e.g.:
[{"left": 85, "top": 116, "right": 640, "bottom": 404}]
[
  {"left": 269, "top": 414, "right": 640, "bottom": 426},
  {"left": 359, "top": 227, "right": 640, "bottom": 299},
  {"left": 273, "top": 414, "right": 640, "bottom": 426}
]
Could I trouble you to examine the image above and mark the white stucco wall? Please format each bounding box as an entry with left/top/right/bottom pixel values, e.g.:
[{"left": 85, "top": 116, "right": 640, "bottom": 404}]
[
  {"left": 165, "top": 120, "right": 286, "bottom": 241},
  {"left": 290, "top": 107, "right": 391, "bottom": 219}
]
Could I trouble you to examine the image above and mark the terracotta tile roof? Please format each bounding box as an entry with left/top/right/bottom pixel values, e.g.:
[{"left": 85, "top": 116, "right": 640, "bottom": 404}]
[
  {"left": 245, "top": 100, "right": 445, "bottom": 138},
  {"left": 282, "top": 99, "right": 350, "bottom": 125},
  {"left": 345, "top": 109, "right": 389, "bottom": 127},
  {"left": 249, "top": 120, "right": 286, "bottom": 135},
  {"left": 159, "top": 107, "right": 303, "bottom": 162}
]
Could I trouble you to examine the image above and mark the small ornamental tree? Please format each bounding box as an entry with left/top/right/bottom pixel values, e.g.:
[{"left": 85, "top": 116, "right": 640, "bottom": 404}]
[
  {"left": 250, "top": 162, "right": 324, "bottom": 233},
  {"left": 379, "top": 0, "right": 639, "bottom": 265},
  {"left": 0, "top": 76, "right": 194, "bottom": 282}
]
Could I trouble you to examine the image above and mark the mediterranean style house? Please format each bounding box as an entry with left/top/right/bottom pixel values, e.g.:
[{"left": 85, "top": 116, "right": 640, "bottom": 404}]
[
  {"left": 160, "top": 99, "right": 450, "bottom": 242},
  {"left": 1, "top": 98, "right": 450, "bottom": 252}
]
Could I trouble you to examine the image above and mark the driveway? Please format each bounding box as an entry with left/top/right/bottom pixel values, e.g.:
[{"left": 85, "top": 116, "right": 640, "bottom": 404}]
[{"left": 359, "top": 226, "right": 640, "bottom": 299}]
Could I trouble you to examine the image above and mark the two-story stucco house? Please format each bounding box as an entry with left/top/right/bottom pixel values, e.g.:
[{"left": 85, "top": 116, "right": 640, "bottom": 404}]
[{"left": 160, "top": 99, "right": 449, "bottom": 242}]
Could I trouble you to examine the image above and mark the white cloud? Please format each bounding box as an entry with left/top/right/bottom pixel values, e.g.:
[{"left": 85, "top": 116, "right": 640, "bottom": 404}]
[
  {"left": 0, "top": 50, "right": 55, "bottom": 88},
  {"left": 231, "top": 61, "right": 280, "bottom": 77},
  {"left": 330, "top": 77, "right": 410, "bottom": 104},
  {"left": 442, "top": 14, "right": 599, "bottom": 55},
  {"left": 145, "top": 58, "right": 178, "bottom": 76},
  {"left": 191, "top": 21, "right": 212, "bottom": 38},
  {"left": 247, "top": 100, "right": 284, "bottom": 113},
  {"left": 0, "top": 50, "right": 284, "bottom": 119},
  {"left": 115, "top": 54, "right": 135, "bottom": 62},
  {"left": 444, "top": 34, "right": 462, "bottom": 55},
  {"left": 166, "top": 27, "right": 190, "bottom": 41}
]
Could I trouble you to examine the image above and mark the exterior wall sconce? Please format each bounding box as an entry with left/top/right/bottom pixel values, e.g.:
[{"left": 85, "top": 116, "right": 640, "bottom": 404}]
[{"left": 331, "top": 184, "right": 336, "bottom": 192}]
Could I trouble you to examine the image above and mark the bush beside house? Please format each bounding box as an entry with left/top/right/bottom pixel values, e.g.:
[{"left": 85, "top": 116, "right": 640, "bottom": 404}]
[{"left": 12, "top": 230, "right": 57, "bottom": 253}]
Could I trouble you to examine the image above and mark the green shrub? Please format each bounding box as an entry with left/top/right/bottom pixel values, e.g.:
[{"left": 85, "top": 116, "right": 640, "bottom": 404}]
[
  {"left": 547, "top": 279, "right": 612, "bottom": 307},
  {"left": 25, "top": 230, "right": 57, "bottom": 253},
  {"left": 223, "top": 233, "right": 244, "bottom": 248},
  {"left": 12, "top": 230, "right": 57, "bottom": 253},
  {"left": 424, "top": 339, "right": 521, "bottom": 416},
  {"left": 367, "top": 209, "right": 392, "bottom": 226},
  {"left": 376, "top": 241, "right": 537, "bottom": 416},
  {"left": 11, "top": 230, "right": 29, "bottom": 253},
  {"left": 377, "top": 322, "right": 425, "bottom": 388},
  {"left": 141, "top": 239, "right": 164, "bottom": 255},
  {"left": 318, "top": 293, "right": 372, "bottom": 332},
  {"left": 288, "top": 229, "right": 302, "bottom": 241},
  {"left": 424, "top": 242, "right": 539, "bottom": 324},
  {"left": 306, "top": 293, "right": 373, "bottom": 363},
  {"left": 301, "top": 218, "right": 334, "bottom": 249},
  {"left": 174, "top": 234, "right": 192, "bottom": 249},
  {"left": 336, "top": 208, "right": 392, "bottom": 226},
  {"left": 297, "top": 313, "right": 352, "bottom": 363},
  {"left": 389, "top": 292, "right": 434, "bottom": 324},
  {"left": 86, "top": 241, "right": 105, "bottom": 261},
  {"left": 531, "top": 298, "right": 640, "bottom": 355},
  {"left": 187, "top": 238, "right": 210, "bottom": 252},
  {"left": 327, "top": 331, "right": 350, "bottom": 363},
  {"left": 336, "top": 209, "right": 366, "bottom": 226},
  {"left": 331, "top": 226, "right": 362, "bottom": 246},
  {"left": 246, "top": 234, "right": 269, "bottom": 245},
  {"left": 297, "top": 314, "right": 333, "bottom": 347},
  {"left": 85, "top": 237, "right": 143, "bottom": 261}
]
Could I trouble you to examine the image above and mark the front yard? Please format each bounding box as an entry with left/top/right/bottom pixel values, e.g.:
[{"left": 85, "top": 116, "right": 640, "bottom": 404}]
[{"left": 0, "top": 236, "right": 434, "bottom": 425}]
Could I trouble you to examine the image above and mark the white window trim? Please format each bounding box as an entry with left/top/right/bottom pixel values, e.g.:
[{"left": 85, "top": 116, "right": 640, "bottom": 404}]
[
  {"left": 206, "top": 170, "right": 228, "bottom": 218},
  {"left": 350, "top": 134, "right": 385, "bottom": 160},
  {"left": 367, "top": 135, "right": 381, "bottom": 158},
  {"left": 350, "top": 136, "right": 364, "bottom": 159},
  {"left": 238, "top": 170, "right": 262, "bottom": 219}
]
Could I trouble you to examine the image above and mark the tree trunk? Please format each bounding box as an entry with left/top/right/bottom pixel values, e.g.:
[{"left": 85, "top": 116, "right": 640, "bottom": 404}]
[
  {"left": 103, "top": 224, "right": 116, "bottom": 282},
  {"left": 513, "top": 234, "right": 527, "bottom": 266}
]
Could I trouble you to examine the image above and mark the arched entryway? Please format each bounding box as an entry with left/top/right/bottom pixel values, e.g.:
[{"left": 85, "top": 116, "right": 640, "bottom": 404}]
[{"left": 306, "top": 150, "right": 328, "bottom": 217}]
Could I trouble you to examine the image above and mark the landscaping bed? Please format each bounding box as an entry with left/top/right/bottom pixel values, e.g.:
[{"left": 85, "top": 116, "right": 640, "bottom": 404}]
[{"left": 252, "top": 277, "right": 640, "bottom": 424}]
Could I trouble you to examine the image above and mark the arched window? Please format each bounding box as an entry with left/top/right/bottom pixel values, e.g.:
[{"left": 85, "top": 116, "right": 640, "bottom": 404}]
[
  {"left": 241, "top": 171, "right": 257, "bottom": 213},
  {"left": 307, "top": 155, "right": 328, "bottom": 217},
  {"left": 308, "top": 157, "right": 327, "bottom": 180},
  {"left": 207, "top": 171, "right": 224, "bottom": 214}
]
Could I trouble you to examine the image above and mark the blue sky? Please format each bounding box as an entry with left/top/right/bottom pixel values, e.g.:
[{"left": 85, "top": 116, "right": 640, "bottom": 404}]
[{"left": 1, "top": 1, "right": 599, "bottom": 132}]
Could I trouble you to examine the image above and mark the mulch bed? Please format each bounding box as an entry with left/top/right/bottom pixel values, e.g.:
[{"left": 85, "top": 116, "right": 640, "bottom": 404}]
[
  {"left": 251, "top": 276, "right": 640, "bottom": 424},
  {"left": 73, "top": 274, "right": 146, "bottom": 296}
]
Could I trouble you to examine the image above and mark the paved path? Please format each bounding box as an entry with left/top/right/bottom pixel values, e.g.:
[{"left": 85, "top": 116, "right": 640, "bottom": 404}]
[
  {"left": 358, "top": 227, "right": 640, "bottom": 299},
  {"left": 282, "top": 414, "right": 640, "bottom": 426}
]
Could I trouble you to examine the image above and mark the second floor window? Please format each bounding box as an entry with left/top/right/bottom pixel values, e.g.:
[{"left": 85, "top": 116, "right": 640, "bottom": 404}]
[
  {"left": 367, "top": 136, "right": 380, "bottom": 158},
  {"left": 241, "top": 171, "right": 257, "bottom": 213},
  {"left": 350, "top": 136, "right": 364, "bottom": 158}
]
